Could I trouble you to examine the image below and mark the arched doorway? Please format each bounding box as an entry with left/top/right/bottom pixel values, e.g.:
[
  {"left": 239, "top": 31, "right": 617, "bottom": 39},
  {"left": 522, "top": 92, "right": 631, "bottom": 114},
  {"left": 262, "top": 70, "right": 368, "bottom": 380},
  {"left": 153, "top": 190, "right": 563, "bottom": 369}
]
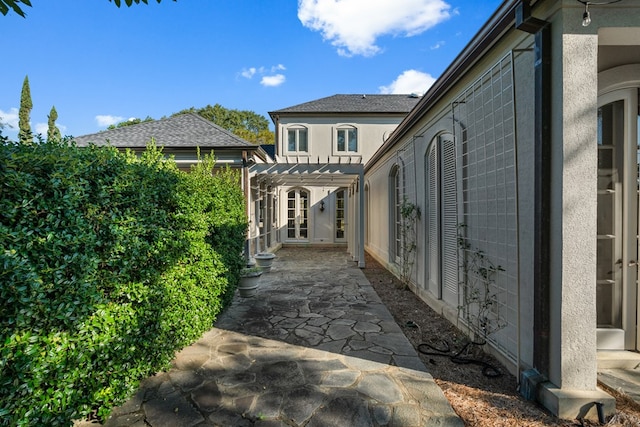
[
  {"left": 286, "top": 188, "right": 309, "bottom": 242},
  {"left": 596, "top": 65, "right": 640, "bottom": 350}
]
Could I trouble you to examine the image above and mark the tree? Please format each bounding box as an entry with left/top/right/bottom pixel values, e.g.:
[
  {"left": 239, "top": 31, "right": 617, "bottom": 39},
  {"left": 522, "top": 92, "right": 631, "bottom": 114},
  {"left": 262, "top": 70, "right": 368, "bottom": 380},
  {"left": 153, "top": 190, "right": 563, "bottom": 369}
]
[
  {"left": 173, "top": 104, "right": 274, "bottom": 145},
  {"left": 0, "top": 121, "right": 11, "bottom": 144},
  {"left": 107, "top": 116, "right": 154, "bottom": 130},
  {"left": 47, "top": 105, "right": 61, "bottom": 142},
  {"left": 18, "top": 75, "right": 32, "bottom": 145},
  {"left": 0, "top": 0, "right": 175, "bottom": 18}
]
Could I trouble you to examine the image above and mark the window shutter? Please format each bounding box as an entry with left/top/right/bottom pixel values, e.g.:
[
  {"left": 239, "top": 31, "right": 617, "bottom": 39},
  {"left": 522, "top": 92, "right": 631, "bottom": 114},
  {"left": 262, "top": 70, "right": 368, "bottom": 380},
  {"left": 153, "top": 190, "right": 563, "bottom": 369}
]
[
  {"left": 441, "top": 137, "right": 458, "bottom": 306},
  {"left": 427, "top": 144, "right": 439, "bottom": 291}
]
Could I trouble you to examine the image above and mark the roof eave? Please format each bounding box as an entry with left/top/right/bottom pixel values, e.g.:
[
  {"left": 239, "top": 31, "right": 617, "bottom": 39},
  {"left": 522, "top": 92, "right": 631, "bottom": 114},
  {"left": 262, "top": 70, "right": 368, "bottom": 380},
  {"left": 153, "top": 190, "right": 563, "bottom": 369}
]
[{"left": 366, "top": 0, "right": 521, "bottom": 170}]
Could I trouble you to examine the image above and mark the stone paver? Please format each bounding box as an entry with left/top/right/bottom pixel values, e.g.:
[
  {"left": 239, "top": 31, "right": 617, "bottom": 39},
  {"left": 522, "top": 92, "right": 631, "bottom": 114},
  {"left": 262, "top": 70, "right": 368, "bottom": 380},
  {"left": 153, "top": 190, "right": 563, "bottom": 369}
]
[{"left": 101, "top": 247, "right": 463, "bottom": 427}]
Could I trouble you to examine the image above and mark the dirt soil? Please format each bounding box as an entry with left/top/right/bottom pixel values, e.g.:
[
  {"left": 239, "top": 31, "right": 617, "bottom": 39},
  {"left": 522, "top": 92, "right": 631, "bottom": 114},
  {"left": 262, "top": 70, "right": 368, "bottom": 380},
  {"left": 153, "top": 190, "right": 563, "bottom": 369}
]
[{"left": 361, "top": 251, "right": 640, "bottom": 427}]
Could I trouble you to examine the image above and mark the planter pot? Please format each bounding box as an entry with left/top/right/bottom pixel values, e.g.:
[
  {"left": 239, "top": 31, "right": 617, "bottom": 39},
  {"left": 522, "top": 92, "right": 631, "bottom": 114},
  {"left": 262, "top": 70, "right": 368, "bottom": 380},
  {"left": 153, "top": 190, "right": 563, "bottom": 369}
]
[
  {"left": 238, "top": 269, "right": 262, "bottom": 297},
  {"left": 254, "top": 252, "right": 276, "bottom": 272}
]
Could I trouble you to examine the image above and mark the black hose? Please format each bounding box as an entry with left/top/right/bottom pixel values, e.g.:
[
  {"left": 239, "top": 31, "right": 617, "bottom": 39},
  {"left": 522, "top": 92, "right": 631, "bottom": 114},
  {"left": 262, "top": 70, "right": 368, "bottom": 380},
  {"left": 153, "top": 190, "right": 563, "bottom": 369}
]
[{"left": 417, "top": 340, "right": 502, "bottom": 378}]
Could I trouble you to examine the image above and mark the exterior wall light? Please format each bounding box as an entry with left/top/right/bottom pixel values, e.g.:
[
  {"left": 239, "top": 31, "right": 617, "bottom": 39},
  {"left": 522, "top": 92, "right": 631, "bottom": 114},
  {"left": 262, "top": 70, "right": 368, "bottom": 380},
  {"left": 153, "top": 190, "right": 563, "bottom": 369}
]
[
  {"left": 320, "top": 200, "right": 325, "bottom": 212},
  {"left": 577, "top": 0, "right": 622, "bottom": 27},
  {"left": 582, "top": 3, "right": 591, "bottom": 26}
]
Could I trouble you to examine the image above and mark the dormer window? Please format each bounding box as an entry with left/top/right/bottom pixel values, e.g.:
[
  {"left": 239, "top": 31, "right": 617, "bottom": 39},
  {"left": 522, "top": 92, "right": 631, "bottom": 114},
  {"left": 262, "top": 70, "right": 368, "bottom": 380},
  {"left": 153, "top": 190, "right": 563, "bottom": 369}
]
[
  {"left": 336, "top": 126, "right": 358, "bottom": 153},
  {"left": 287, "top": 126, "right": 308, "bottom": 153}
]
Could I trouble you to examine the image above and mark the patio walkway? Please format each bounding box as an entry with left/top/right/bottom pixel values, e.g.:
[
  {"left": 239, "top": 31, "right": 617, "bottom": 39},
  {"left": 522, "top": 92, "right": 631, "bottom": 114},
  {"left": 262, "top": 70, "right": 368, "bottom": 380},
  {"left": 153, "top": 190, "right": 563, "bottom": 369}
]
[{"left": 100, "top": 247, "right": 463, "bottom": 427}]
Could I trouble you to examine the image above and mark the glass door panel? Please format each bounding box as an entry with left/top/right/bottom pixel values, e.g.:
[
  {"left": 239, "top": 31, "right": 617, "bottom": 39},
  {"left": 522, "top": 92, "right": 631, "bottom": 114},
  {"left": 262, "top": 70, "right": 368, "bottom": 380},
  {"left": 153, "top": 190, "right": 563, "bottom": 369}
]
[
  {"left": 299, "top": 191, "right": 308, "bottom": 238},
  {"left": 596, "top": 96, "right": 637, "bottom": 350},
  {"left": 335, "top": 189, "right": 346, "bottom": 240},
  {"left": 287, "top": 189, "right": 309, "bottom": 240},
  {"left": 596, "top": 100, "right": 623, "bottom": 332}
]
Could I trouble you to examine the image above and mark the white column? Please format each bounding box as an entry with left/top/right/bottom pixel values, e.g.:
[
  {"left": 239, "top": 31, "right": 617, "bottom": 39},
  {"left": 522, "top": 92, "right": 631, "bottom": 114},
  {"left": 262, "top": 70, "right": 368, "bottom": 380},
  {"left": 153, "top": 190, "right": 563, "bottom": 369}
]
[{"left": 359, "top": 169, "right": 365, "bottom": 268}]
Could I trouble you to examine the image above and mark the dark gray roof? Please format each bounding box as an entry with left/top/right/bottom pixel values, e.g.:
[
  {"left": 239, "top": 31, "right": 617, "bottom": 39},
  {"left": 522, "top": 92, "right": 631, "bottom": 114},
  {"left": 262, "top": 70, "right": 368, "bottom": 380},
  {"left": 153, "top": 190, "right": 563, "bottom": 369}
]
[
  {"left": 73, "top": 113, "right": 256, "bottom": 149},
  {"left": 269, "top": 94, "right": 421, "bottom": 118},
  {"left": 260, "top": 144, "right": 276, "bottom": 159}
]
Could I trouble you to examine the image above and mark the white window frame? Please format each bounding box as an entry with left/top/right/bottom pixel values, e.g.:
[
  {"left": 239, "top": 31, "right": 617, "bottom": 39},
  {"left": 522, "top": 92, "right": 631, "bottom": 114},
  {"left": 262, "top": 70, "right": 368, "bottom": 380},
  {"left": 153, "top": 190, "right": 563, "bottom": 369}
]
[
  {"left": 334, "top": 125, "right": 359, "bottom": 154},
  {"left": 285, "top": 125, "right": 309, "bottom": 154}
]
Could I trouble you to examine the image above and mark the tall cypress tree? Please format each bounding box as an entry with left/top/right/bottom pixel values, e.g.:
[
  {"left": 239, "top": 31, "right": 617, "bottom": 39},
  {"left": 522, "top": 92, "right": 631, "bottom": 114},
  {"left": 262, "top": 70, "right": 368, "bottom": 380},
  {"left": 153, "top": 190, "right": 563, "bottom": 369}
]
[
  {"left": 18, "top": 75, "right": 33, "bottom": 145},
  {"left": 47, "top": 105, "right": 61, "bottom": 142}
]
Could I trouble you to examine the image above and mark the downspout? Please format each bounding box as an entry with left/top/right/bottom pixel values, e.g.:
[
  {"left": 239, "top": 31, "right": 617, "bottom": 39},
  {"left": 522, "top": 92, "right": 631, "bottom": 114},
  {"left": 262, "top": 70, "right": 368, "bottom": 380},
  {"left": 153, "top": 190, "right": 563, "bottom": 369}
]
[
  {"left": 515, "top": 0, "right": 551, "bottom": 380},
  {"left": 533, "top": 22, "right": 552, "bottom": 381}
]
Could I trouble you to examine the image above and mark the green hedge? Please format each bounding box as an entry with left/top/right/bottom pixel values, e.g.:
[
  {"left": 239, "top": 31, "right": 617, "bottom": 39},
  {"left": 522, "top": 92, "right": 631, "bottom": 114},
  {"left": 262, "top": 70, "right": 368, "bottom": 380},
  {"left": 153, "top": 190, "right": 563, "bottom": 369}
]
[{"left": 0, "top": 141, "right": 247, "bottom": 425}]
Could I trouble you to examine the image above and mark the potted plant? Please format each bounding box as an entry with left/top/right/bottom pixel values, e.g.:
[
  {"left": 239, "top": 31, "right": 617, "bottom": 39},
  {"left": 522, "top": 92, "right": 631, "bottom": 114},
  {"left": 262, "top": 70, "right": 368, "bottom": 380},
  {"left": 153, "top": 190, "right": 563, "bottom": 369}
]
[
  {"left": 254, "top": 252, "right": 276, "bottom": 272},
  {"left": 238, "top": 266, "right": 262, "bottom": 297}
]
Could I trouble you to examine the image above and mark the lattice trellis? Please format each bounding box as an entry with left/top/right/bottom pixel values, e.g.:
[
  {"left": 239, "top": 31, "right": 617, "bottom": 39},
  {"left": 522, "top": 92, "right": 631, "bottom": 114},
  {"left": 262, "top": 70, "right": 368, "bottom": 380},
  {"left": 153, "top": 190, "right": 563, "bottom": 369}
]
[{"left": 453, "top": 52, "right": 519, "bottom": 358}]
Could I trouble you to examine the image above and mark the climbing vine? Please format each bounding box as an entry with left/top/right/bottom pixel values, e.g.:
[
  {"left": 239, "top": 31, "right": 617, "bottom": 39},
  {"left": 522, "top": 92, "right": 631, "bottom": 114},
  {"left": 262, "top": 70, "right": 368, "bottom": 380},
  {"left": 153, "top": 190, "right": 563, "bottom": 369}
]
[
  {"left": 457, "top": 224, "right": 506, "bottom": 343},
  {"left": 398, "top": 198, "right": 420, "bottom": 289}
]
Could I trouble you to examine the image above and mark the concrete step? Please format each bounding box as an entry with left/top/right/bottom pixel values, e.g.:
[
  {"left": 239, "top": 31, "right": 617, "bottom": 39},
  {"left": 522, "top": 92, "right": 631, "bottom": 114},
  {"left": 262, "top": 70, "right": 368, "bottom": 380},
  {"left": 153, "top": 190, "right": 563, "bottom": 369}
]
[{"left": 597, "top": 350, "right": 640, "bottom": 370}]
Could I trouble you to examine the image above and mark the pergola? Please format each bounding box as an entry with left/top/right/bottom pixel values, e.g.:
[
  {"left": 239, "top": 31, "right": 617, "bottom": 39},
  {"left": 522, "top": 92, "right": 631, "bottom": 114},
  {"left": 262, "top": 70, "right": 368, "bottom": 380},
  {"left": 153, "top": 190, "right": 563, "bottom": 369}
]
[{"left": 248, "top": 156, "right": 366, "bottom": 267}]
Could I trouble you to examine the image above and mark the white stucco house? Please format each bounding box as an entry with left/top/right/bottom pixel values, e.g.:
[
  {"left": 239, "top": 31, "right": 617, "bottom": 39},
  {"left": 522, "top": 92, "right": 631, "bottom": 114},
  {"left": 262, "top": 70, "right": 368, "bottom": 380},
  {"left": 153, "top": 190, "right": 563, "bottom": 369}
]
[
  {"left": 249, "top": 0, "right": 640, "bottom": 420},
  {"left": 246, "top": 94, "right": 420, "bottom": 259}
]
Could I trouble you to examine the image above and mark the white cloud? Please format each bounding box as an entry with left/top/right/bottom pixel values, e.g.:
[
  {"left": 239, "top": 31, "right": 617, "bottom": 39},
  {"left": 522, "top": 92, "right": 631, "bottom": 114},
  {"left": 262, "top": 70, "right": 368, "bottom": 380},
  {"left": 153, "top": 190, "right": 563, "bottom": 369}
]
[
  {"left": 0, "top": 107, "right": 19, "bottom": 129},
  {"left": 95, "top": 115, "right": 125, "bottom": 127},
  {"left": 35, "top": 123, "right": 48, "bottom": 135},
  {"left": 33, "top": 122, "right": 67, "bottom": 136},
  {"left": 379, "top": 69, "right": 436, "bottom": 95},
  {"left": 298, "top": 0, "right": 452, "bottom": 57},
  {"left": 240, "top": 64, "right": 287, "bottom": 87},
  {"left": 430, "top": 40, "right": 445, "bottom": 50},
  {"left": 241, "top": 67, "right": 258, "bottom": 79},
  {"left": 261, "top": 74, "right": 286, "bottom": 87}
]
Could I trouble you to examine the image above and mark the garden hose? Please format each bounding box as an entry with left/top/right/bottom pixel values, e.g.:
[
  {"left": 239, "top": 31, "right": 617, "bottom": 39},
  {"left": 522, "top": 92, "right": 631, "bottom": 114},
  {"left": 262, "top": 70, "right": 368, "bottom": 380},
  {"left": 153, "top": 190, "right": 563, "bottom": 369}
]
[{"left": 404, "top": 320, "right": 502, "bottom": 378}]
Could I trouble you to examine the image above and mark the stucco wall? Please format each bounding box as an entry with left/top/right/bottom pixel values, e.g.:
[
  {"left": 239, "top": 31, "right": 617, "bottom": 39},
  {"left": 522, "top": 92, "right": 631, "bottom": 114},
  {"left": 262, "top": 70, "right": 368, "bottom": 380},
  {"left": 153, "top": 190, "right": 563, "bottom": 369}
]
[
  {"left": 364, "top": 28, "right": 538, "bottom": 372},
  {"left": 277, "top": 116, "right": 404, "bottom": 164},
  {"left": 275, "top": 185, "right": 346, "bottom": 245}
]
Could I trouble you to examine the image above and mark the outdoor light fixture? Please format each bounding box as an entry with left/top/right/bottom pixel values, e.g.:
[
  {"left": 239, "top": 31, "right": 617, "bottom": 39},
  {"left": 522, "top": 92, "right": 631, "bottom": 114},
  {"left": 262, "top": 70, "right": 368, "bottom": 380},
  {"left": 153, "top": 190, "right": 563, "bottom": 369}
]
[
  {"left": 576, "top": 0, "right": 622, "bottom": 27},
  {"left": 320, "top": 200, "right": 325, "bottom": 212},
  {"left": 582, "top": 3, "right": 591, "bottom": 26}
]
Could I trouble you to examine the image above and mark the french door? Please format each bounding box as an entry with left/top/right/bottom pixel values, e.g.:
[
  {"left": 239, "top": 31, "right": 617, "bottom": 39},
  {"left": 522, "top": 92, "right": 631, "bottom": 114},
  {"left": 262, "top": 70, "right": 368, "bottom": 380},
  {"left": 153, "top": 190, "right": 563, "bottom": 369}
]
[
  {"left": 335, "top": 189, "right": 346, "bottom": 242},
  {"left": 596, "top": 89, "right": 639, "bottom": 350},
  {"left": 287, "top": 189, "right": 309, "bottom": 241}
]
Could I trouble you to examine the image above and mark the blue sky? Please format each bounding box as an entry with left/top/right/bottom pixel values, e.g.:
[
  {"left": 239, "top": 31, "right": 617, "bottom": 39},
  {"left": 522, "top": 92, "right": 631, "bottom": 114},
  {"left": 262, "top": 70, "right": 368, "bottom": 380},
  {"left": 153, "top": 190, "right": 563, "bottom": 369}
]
[{"left": 0, "top": 0, "right": 503, "bottom": 139}]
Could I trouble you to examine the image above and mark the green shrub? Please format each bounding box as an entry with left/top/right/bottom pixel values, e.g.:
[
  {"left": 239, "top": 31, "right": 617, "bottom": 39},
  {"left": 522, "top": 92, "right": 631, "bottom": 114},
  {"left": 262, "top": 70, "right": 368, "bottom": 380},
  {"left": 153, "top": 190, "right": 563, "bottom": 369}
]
[{"left": 0, "top": 140, "right": 247, "bottom": 425}]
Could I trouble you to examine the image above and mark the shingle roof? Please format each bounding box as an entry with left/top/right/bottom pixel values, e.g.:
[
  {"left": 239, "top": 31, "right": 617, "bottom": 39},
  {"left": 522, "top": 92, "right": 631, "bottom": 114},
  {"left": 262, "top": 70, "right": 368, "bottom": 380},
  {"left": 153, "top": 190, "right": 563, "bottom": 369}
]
[
  {"left": 269, "top": 94, "right": 421, "bottom": 117},
  {"left": 72, "top": 113, "right": 256, "bottom": 149}
]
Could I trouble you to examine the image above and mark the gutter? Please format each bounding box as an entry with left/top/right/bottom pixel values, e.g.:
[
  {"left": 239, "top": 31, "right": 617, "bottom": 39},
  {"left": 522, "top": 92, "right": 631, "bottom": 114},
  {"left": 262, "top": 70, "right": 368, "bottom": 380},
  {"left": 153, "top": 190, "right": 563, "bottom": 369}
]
[{"left": 366, "top": 0, "right": 522, "bottom": 171}]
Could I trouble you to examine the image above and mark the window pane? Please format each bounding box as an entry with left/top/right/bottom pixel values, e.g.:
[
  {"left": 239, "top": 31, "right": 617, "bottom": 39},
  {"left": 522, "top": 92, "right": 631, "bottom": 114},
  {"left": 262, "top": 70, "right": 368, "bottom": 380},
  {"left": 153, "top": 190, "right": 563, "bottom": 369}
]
[
  {"left": 288, "top": 130, "right": 296, "bottom": 151},
  {"left": 299, "top": 130, "right": 308, "bottom": 152},
  {"left": 337, "top": 129, "right": 345, "bottom": 151},
  {"left": 348, "top": 129, "right": 357, "bottom": 152}
]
